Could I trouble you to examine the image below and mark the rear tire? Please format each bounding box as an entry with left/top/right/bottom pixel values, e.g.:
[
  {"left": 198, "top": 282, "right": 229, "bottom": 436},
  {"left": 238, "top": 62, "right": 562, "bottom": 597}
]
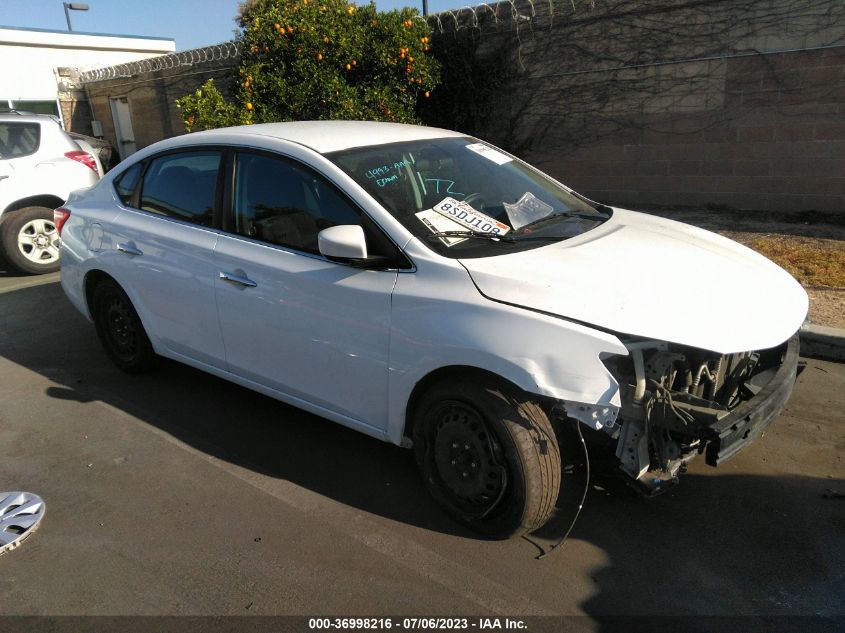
[
  {"left": 412, "top": 377, "right": 561, "bottom": 539},
  {"left": 0, "top": 206, "right": 61, "bottom": 275},
  {"left": 92, "top": 279, "right": 158, "bottom": 373}
]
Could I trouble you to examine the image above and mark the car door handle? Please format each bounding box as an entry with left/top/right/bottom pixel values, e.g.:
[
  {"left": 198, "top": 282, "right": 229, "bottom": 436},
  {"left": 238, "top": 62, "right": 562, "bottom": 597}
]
[
  {"left": 219, "top": 271, "right": 257, "bottom": 288},
  {"left": 116, "top": 243, "right": 143, "bottom": 256}
]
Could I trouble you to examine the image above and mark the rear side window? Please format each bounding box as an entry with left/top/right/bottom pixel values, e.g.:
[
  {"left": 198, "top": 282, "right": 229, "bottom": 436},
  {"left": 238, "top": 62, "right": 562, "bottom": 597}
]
[
  {"left": 113, "top": 163, "right": 143, "bottom": 206},
  {"left": 0, "top": 122, "right": 40, "bottom": 158},
  {"left": 139, "top": 151, "right": 221, "bottom": 227}
]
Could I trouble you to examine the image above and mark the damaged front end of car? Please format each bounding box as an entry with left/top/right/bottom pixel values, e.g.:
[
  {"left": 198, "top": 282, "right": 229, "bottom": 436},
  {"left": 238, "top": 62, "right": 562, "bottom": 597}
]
[{"left": 591, "top": 334, "right": 801, "bottom": 495}]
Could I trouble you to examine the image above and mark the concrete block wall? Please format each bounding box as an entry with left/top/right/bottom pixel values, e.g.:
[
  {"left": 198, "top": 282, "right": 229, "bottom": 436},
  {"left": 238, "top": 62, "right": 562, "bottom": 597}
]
[
  {"left": 83, "top": 49, "right": 237, "bottom": 160},
  {"left": 542, "top": 47, "right": 845, "bottom": 213},
  {"left": 76, "top": 0, "right": 845, "bottom": 214},
  {"left": 58, "top": 97, "right": 93, "bottom": 136},
  {"left": 437, "top": 0, "right": 845, "bottom": 213}
]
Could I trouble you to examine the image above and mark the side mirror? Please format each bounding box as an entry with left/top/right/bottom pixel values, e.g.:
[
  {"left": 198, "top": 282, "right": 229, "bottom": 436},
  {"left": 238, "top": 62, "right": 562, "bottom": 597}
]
[{"left": 318, "top": 225, "right": 368, "bottom": 261}]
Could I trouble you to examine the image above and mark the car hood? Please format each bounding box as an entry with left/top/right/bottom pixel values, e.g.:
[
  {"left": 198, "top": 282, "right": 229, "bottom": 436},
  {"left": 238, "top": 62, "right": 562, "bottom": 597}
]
[{"left": 458, "top": 208, "right": 808, "bottom": 353}]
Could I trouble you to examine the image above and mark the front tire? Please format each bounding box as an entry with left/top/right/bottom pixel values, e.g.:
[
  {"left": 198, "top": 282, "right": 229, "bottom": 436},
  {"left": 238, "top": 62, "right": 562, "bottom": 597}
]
[
  {"left": 412, "top": 378, "right": 561, "bottom": 539},
  {"left": 92, "top": 279, "right": 158, "bottom": 373},
  {"left": 0, "top": 206, "right": 61, "bottom": 275}
]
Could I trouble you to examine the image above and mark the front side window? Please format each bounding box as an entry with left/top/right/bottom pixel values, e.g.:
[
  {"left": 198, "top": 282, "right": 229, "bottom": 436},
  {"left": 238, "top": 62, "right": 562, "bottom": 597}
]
[
  {"left": 0, "top": 122, "right": 40, "bottom": 159},
  {"left": 232, "top": 152, "right": 361, "bottom": 254},
  {"left": 139, "top": 151, "right": 221, "bottom": 227},
  {"left": 328, "top": 137, "right": 610, "bottom": 259}
]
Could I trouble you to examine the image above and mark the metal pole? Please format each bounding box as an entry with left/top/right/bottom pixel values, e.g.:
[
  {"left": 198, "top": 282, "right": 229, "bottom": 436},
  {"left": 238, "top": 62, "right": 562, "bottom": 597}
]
[
  {"left": 423, "top": 0, "right": 428, "bottom": 16},
  {"left": 64, "top": 3, "right": 73, "bottom": 31}
]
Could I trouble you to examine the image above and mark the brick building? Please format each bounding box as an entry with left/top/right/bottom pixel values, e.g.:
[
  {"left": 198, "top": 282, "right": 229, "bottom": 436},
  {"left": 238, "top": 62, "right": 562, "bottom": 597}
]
[{"left": 0, "top": 25, "right": 174, "bottom": 134}]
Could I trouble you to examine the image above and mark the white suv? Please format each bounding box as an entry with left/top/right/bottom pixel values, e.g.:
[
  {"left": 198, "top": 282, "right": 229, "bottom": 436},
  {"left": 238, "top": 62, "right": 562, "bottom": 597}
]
[{"left": 0, "top": 112, "right": 100, "bottom": 274}]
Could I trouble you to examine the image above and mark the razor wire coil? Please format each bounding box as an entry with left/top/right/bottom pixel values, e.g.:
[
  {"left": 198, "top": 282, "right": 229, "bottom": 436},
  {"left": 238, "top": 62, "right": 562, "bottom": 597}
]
[{"left": 79, "top": 41, "right": 241, "bottom": 83}]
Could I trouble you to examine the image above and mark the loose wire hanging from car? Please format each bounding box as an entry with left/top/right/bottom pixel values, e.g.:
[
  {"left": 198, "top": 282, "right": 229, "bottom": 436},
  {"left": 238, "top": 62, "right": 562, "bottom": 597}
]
[{"left": 536, "top": 418, "right": 590, "bottom": 560}]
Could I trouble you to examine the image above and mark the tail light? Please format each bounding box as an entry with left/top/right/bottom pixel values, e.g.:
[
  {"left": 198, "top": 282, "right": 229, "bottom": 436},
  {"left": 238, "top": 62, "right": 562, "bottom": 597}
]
[
  {"left": 54, "top": 207, "right": 71, "bottom": 236},
  {"left": 64, "top": 150, "right": 98, "bottom": 174}
]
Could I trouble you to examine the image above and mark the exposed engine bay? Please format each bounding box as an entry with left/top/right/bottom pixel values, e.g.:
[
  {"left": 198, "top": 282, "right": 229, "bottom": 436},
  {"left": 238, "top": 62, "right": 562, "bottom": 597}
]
[{"left": 599, "top": 337, "right": 797, "bottom": 495}]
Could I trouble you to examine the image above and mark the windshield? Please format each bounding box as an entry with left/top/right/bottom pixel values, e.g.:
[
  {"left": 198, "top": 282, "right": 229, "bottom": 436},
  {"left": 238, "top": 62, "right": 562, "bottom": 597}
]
[{"left": 327, "top": 137, "right": 610, "bottom": 258}]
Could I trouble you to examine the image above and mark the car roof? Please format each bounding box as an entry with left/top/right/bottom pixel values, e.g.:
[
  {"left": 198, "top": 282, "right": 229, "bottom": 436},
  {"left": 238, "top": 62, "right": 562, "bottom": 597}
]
[
  {"left": 0, "top": 112, "right": 61, "bottom": 125},
  {"left": 187, "top": 120, "right": 465, "bottom": 154}
]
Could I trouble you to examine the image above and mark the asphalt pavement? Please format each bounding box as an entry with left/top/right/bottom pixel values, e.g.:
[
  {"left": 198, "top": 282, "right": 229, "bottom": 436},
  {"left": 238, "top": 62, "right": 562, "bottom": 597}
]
[{"left": 0, "top": 268, "right": 843, "bottom": 627}]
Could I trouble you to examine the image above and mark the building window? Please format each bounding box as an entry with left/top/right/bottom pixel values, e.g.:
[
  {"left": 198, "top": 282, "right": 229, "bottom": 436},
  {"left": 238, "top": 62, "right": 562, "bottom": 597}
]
[{"left": 8, "top": 101, "right": 60, "bottom": 116}]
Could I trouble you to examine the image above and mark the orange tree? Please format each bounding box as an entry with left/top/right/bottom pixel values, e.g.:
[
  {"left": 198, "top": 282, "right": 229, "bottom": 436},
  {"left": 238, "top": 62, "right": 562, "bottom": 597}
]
[{"left": 177, "top": 0, "right": 439, "bottom": 130}]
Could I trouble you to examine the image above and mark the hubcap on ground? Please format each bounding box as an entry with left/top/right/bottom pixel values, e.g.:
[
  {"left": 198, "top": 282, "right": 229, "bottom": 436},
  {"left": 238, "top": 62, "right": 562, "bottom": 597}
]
[
  {"left": 17, "top": 219, "right": 60, "bottom": 264},
  {"left": 0, "top": 492, "right": 45, "bottom": 556},
  {"left": 432, "top": 402, "right": 505, "bottom": 509}
]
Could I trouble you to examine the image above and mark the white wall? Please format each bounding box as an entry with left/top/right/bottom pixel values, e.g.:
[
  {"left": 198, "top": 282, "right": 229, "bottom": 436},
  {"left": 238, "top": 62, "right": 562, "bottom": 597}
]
[{"left": 0, "top": 26, "right": 175, "bottom": 101}]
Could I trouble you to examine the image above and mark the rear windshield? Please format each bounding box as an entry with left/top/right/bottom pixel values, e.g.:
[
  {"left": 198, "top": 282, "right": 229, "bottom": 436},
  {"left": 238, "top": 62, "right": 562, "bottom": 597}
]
[{"left": 0, "top": 122, "right": 40, "bottom": 159}]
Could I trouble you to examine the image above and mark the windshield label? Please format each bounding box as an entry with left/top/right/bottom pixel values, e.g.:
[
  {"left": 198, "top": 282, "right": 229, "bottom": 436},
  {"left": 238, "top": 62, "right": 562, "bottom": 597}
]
[
  {"left": 364, "top": 159, "right": 411, "bottom": 185},
  {"left": 424, "top": 178, "right": 464, "bottom": 196},
  {"left": 503, "top": 191, "right": 554, "bottom": 230},
  {"left": 433, "top": 197, "right": 511, "bottom": 235},
  {"left": 415, "top": 208, "right": 468, "bottom": 246},
  {"left": 465, "top": 143, "right": 512, "bottom": 165}
]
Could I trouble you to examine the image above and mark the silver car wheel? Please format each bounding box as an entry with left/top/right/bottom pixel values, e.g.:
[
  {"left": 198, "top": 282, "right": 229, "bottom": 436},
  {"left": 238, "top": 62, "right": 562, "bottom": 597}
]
[
  {"left": 0, "top": 491, "right": 46, "bottom": 555},
  {"left": 17, "top": 218, "right": 60, "bottom": 264}
]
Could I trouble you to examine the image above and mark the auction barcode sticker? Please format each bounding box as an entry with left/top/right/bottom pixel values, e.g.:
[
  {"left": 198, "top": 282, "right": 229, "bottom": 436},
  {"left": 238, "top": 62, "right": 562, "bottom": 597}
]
[
  {"left": 465, "top": 142, "right": 512, "bottom": 165},
  {"left": 432, "top": 197, "right": 511, "bottom": 235}
]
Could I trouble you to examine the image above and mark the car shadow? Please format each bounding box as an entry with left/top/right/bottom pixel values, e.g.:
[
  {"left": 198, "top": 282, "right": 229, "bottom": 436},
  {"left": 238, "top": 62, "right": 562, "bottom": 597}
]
[
  {"left": 1, "top": 280, "right": 843, "bottom": 621},
  {"left": 0, "top": 263, "right": 51, "bottom": 280},
  {"left": 0, "top": 278, "right": 477, "bottom": 537},
  {"left": 0, "top": 279, "right": 642, "bottom": 544}
]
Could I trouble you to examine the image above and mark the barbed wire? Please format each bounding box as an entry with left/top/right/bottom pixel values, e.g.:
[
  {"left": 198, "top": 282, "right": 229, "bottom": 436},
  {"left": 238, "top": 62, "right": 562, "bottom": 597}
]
[
  {"left": 79, "top": 41, "right": 240, "bottom": 83},
  {"left": 77, "top": 1, "right": 539, "bottom": 84},
  {"left": 77, "top": 0, "right": 844, "bottom": 160},
  {"left": 425, "top": 0, "right": 540, "bottom": 34}
]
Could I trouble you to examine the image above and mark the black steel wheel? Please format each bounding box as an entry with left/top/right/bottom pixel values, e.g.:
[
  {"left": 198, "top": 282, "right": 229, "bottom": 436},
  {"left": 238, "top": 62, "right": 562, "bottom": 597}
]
[
  {"left": 412, "top": 377, "right": 561, "bottom": 539},
  {"left": 92, "top": 279, "right": 158, "bottom": 373},
  {"left": 430, "top": 400, "right": 508, "bottom": 514}
]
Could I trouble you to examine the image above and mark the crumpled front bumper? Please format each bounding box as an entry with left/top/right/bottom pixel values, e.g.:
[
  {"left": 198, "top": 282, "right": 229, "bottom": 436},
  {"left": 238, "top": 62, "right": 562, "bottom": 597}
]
[{"left": 703, "top": 333, "right": 800, "bottom": 466}]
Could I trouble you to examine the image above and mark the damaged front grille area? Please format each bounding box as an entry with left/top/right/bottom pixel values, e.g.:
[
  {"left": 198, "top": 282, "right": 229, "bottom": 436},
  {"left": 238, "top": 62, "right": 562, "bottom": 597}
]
[{"left": 601, "top": 338, "right": 794, "bottom": 495}]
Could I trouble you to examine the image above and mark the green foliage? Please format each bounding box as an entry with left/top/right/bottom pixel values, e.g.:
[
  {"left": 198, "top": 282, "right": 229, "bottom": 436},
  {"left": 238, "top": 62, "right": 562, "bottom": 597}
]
[
  {"left": 177, "top": 0, "right": 440, "bottom": 131},
  {"left": 176, "top": 80, "right": 248, "bottom": 132}
]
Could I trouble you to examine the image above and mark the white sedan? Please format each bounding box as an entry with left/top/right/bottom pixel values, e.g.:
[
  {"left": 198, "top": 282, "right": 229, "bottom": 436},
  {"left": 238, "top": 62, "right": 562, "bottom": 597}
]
[{"left": 58, "top": 121, "right": 807, "bottom": 538}]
